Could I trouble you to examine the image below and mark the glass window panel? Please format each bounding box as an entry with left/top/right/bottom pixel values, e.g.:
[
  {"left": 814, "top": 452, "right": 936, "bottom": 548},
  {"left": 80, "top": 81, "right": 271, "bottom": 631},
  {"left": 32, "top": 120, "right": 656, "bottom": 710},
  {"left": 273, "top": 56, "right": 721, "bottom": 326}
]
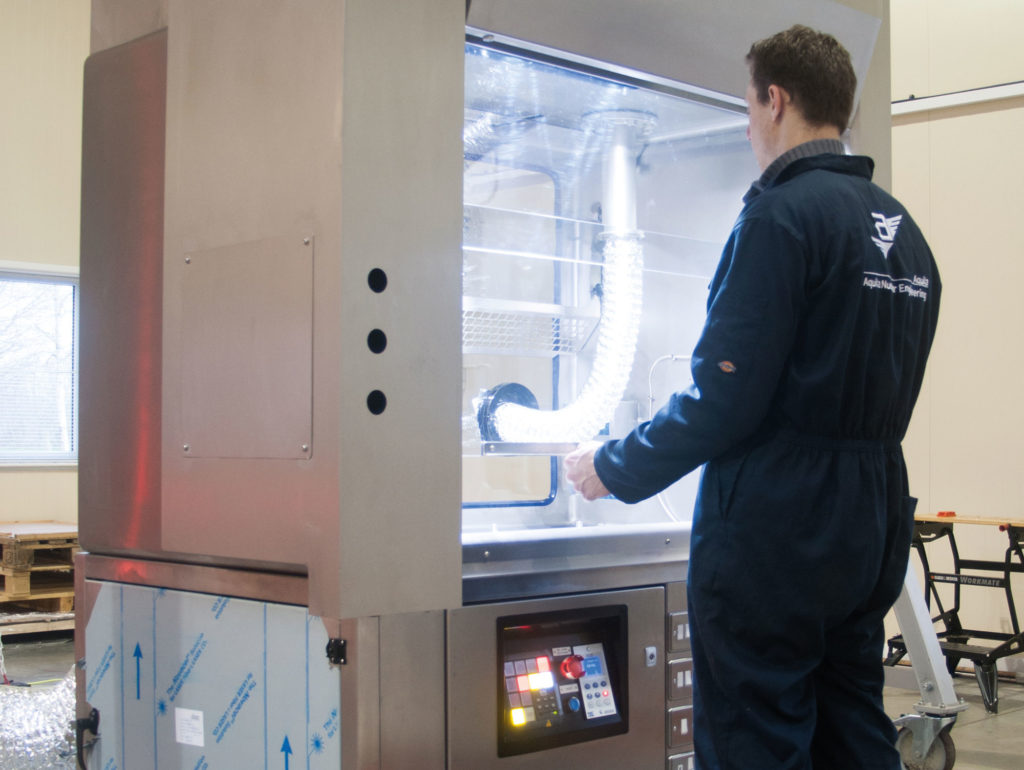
[
  {"left": 0, "top": 272, "right": 78, "bottom": 463},
  {"left": 461, "top": 42, "right": 756, "bottom": 530}
]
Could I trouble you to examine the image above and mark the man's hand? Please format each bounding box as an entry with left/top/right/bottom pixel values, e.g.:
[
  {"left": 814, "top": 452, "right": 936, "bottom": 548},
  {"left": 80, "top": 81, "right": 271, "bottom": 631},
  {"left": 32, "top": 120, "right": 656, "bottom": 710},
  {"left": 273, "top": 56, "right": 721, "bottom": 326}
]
[{"left": 564, "top": 441, "right": 611, "bottom": 501}]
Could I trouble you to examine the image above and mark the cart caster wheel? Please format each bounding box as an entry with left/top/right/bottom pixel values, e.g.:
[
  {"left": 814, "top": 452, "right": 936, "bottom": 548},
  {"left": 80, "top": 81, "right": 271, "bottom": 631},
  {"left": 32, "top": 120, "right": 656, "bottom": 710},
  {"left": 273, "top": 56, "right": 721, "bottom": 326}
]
[{"left": 897, "top": 726, "right": 955, "bottom": 770}]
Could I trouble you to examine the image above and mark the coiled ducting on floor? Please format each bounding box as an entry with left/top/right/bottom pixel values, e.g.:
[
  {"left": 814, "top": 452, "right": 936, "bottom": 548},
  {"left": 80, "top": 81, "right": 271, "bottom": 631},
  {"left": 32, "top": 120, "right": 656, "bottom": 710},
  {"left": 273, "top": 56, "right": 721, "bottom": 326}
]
[{"left": 0, "top": 666, "right": 76, "bottom": 769}]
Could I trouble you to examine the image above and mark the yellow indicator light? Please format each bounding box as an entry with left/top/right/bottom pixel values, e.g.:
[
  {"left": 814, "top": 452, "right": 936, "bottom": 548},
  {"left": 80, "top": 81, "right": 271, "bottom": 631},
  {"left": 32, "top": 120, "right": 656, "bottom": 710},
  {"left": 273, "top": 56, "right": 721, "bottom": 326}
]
[
  {"left": 528, "top": 671, "right": 554, "bottom": 690},
  {"left": 510, "top": 708, "right": 527, "bottom": 726}
]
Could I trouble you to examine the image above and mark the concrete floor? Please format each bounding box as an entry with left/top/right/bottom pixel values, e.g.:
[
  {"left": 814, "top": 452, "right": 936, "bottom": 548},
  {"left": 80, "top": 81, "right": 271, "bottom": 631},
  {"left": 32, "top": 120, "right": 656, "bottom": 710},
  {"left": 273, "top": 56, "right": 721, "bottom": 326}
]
[
  {"left": 2, "top": 631, "right": 1024, "bottom": 768},
  {"left": 1, "top": 631, "right": 76, "bottom": 687}
]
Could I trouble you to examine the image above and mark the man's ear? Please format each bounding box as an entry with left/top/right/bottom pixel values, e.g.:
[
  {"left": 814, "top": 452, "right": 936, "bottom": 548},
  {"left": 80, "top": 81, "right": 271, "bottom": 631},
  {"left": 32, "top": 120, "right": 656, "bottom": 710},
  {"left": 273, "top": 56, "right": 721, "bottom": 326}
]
[{"left": 767, "top": 84, "right": 790, "bottom": 122}]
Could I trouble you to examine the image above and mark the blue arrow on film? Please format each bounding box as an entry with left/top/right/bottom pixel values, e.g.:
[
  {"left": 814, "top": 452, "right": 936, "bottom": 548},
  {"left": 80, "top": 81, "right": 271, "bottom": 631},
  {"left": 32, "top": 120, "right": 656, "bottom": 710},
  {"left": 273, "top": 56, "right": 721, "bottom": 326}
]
[
  {"left": 281, "top": 736, "right": 293, "bottom": 770},
  {"left": 132, "top": 643, "right": 143, "bottom": 700}
]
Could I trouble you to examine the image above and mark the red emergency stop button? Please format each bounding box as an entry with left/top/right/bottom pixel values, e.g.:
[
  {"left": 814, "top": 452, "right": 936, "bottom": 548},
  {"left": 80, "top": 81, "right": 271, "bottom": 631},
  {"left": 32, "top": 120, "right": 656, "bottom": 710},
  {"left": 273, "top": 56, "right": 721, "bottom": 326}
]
[{"left": 560, "top": 655, "right": 585, "bottom": 679}]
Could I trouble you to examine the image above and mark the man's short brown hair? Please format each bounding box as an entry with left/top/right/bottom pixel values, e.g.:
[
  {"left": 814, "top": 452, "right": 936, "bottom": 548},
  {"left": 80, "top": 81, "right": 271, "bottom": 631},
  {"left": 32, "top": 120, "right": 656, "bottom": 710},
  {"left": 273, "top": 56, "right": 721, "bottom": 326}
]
[{"left": 746, "top": 25, "right": 857, "bottom": 133}]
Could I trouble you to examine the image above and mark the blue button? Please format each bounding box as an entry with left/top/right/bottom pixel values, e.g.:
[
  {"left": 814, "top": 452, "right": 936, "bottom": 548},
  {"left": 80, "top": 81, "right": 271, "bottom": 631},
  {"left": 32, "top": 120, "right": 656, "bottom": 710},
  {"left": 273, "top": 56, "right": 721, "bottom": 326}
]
[{"left": 568, "top": 697, "right": 581, "bottom": 713}]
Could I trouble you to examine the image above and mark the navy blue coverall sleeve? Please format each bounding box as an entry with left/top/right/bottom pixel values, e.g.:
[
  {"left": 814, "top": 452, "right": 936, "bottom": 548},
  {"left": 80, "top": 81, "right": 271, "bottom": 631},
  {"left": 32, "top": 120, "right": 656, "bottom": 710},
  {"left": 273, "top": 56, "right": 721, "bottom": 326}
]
[{"left": 594, "top": 215, "right": 807, "bottom": 503}]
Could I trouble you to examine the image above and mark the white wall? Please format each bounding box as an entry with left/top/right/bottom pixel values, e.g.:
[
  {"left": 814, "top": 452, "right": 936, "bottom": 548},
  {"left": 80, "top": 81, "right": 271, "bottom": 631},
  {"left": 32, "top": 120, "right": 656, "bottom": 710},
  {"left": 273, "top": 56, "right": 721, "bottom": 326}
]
[
  {"left": 0, "top": 0, "right": 90, "bottom": 523},
  {"left": 893, "top": 0, "right": 1024, "bottom": 654}
]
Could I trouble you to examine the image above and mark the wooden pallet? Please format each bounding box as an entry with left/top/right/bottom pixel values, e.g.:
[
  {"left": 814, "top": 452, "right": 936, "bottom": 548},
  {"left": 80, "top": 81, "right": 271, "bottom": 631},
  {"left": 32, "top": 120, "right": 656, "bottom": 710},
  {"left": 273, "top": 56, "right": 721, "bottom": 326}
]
[
  {"left": 0, "top": 521, "right": 79, "bottom": 570},
  {"left": 0, "top": 609, "right": 75, "bottom": 637},
  {"left": 0, "top": 522, "right": 77, "bottom": 610},
  {"left": 0, "top": 571, "right": 75, "bottom": 605}
]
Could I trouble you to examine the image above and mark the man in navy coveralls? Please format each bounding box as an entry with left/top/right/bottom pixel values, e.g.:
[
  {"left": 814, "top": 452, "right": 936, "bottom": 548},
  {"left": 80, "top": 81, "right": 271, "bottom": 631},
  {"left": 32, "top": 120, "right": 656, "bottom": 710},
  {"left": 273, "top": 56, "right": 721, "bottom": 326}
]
[{"left": 566, "top": 25, "right": 941, "bottom": 770}]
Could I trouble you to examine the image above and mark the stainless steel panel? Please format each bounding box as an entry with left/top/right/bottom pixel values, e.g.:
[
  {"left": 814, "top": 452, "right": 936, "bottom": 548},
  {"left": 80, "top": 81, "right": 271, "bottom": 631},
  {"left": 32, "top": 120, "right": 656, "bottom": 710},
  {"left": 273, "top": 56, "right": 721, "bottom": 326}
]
[
  {"left": 79, "top": 554, "right": 308, "bottom": 606},
  {"left": 380, "top": 612, "right": 447, "bottom": 769},
  {"left": 333, "top": 611, "right": 448, "bottom": 768},
  {"left": 79, "top": 29, "right": 166, "bottom": 558},
  {"left": 338, "top": 616, "right": 382, "bottom": 769},
  {"left": 149, "top": 0, "right": 463, "bottom": 618},
  {"left": 180, "top": 235, "right": 312, "bottom": 459},
  {"left": 448, "top": 587, "right": 665, "bottom": 768},
  {"left": 666, "top": 581, "right": 687, "bottom": 613},
  {"left": 467, "top": 0, "right": 881, "bottom": 108},
  {"left": 462, "top": 525, "right": 689, "bottom": 603},
  {"left": 328, "top": 0, "right": 463, "bottom": 618}
]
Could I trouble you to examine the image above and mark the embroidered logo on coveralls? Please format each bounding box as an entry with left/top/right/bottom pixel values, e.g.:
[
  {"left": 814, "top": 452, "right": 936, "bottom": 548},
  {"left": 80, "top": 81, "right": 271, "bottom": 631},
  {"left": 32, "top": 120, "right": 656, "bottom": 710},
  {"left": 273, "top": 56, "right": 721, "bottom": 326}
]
[{"left": 871, "top": 212, "right": 902, "bottom": 258}]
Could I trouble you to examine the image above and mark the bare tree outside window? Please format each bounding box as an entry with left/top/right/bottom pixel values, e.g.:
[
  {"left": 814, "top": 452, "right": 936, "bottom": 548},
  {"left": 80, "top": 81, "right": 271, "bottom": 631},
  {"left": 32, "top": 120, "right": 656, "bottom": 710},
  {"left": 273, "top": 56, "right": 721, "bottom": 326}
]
[{"left": 0, "top": 273, "right": 78, "bottom": 463}]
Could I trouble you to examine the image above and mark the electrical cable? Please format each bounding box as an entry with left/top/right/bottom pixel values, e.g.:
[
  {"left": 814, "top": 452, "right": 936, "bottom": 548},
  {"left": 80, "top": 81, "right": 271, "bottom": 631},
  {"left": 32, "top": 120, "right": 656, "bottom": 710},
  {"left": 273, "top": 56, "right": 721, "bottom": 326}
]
[{"left": 647, "top": 354, "right": 691, "bottom": 523}]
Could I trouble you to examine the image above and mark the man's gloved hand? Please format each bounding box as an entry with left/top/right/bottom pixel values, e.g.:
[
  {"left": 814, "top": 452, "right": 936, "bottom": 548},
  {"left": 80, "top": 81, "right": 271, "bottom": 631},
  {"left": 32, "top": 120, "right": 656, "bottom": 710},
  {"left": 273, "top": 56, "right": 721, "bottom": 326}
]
[{"left": 564, "top": 441, "right": 611, "bottom": 501}]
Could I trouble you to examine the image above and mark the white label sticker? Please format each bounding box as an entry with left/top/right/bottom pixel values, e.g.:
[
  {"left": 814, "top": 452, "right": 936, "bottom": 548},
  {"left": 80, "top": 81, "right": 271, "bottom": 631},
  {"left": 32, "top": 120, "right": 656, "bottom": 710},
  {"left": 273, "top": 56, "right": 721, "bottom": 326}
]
[{"left": 175, "top": 707, "right": 205, "bottom": 747}]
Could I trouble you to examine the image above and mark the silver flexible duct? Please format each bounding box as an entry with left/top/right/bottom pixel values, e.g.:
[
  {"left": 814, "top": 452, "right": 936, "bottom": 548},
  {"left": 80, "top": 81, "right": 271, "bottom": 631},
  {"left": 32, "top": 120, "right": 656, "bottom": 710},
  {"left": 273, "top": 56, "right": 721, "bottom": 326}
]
[
  {"left": 0, "top": 666, "right": 77, "bottom": 769},
  {"left": 493, "top": 111, "right": 654, "bottom": 443}
]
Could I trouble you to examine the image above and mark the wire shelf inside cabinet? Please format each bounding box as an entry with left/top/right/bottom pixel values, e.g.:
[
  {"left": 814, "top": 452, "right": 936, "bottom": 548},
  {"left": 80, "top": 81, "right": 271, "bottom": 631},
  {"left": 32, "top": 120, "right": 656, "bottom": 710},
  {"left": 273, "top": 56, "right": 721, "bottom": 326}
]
[{"left": 462, "top": 297, "right": 598, "bottom": 358}]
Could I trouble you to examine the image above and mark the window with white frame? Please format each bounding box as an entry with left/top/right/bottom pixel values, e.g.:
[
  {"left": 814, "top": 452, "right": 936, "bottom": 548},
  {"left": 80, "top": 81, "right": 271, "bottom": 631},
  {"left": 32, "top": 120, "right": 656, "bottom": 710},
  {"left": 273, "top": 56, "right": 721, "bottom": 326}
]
[{"left": 0, "top": 268, "right": 78, "bottom": 464}]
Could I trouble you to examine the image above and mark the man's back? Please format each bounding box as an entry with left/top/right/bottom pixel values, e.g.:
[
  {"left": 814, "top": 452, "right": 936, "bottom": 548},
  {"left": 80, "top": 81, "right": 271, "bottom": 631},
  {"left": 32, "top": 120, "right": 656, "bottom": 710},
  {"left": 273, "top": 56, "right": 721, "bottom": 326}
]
[{"left": 737, "top": 154, "right": 941, "bottom": 443}]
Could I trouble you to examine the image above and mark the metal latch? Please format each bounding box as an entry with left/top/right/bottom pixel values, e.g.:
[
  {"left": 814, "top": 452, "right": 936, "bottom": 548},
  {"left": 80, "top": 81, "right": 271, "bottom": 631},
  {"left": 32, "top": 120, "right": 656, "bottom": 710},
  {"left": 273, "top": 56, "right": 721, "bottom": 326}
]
[{"left": 326, "top": 638, "right": 348, "bottom": 665}]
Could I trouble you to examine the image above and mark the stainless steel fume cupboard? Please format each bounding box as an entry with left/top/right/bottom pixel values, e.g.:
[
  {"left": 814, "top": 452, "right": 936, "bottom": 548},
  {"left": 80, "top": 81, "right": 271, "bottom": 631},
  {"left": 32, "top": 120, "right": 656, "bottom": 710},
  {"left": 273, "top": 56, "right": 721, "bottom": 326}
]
[{"left": 75, "top": 1, "right": 891, "bottom": 768}]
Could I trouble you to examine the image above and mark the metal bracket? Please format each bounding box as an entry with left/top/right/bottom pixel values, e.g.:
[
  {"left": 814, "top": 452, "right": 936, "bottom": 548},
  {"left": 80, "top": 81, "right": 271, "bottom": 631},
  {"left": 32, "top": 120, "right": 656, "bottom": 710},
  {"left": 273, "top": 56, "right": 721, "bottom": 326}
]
[{"left": 326, "top": 638, "right": 348, "bottom": 665}]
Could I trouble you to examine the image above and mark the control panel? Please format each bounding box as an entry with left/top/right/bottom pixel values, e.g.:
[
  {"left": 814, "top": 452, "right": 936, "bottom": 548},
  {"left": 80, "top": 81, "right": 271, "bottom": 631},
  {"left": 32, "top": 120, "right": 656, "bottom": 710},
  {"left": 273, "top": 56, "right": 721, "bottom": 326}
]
[{"left": 497, "top": 605, "right": 628, "bottom": 756}]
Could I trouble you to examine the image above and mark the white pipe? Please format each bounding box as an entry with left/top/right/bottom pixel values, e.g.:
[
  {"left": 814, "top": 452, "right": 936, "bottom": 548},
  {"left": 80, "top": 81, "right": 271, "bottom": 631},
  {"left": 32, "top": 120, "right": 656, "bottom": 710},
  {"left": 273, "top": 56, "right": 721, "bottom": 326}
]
[{"left": 603, "top": 121, "right": 639, "bottom": 234}]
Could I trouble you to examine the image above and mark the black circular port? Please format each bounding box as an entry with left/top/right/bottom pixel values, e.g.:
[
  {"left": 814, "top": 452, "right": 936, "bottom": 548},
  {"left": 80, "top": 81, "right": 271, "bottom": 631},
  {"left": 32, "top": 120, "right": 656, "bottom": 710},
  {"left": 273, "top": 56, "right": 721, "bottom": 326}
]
[
  {"left": 476, "top": 382, "right": 539, "bottom": 441},
  {"left": 367, "top": 329, "right": 387, "bottom": 354},
  {"left": 367, "top": 390, "right": 387, "bottom": 415},
  {"left": 367, "top": 268, "right": 388, "bottom": 293}
]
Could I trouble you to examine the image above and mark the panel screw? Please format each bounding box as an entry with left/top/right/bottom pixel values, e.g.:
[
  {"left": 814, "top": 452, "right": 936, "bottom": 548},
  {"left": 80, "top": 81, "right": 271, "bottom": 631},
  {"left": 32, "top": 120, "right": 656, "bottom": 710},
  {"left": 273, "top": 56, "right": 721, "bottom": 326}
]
[
  {"left": 183, "top": 444, "right": 190, "bottom": 452},
  {"left": 184, "top": 256, "right": 191, "bottom": 264},
  {"left": 303, "top": 237, "right": 311, "bottom": 245},
  {"left": 301, "top": 444, "right": 310, "bottom": 453}
]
